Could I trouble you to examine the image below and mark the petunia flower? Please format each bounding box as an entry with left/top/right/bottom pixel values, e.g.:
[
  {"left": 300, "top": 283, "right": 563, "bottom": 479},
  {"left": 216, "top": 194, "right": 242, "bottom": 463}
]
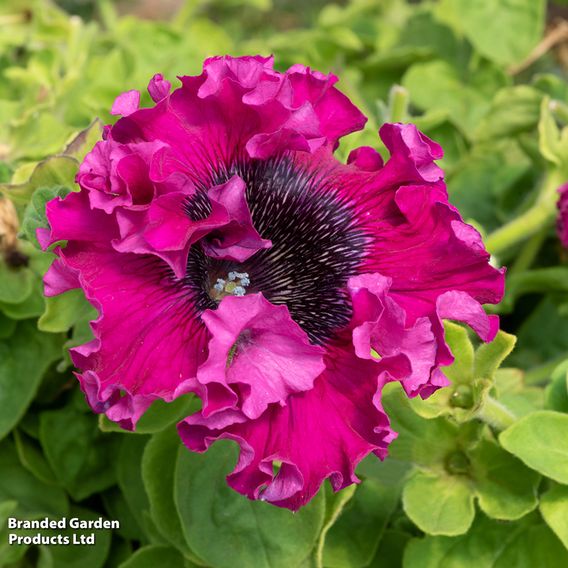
[
  {"left": 41, "top": 55, "right": 504, "bottom": 510},
  {"left": 558, "top": 182, "right": 568, "bottom": 248}
]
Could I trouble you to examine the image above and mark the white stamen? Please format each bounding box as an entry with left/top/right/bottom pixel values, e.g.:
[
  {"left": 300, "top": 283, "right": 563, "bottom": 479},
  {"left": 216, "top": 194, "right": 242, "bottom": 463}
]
[
  {"left": 211, "top": 272, "right": 251, "bottom": 299},
  {"left": 233, "top": 286, "right": 246, "bottom": 296}
]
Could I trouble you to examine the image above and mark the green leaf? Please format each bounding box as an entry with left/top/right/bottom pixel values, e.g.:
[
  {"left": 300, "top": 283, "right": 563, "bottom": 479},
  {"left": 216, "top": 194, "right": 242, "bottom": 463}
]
[
  {"left": 357, "top": 455, "right": 412, "bottom": 489},
  {"left": 315, "top": 484, "right": 356, "bottom": 568},
  {"left": 0, "top": 312, "right": 16, "bottom": 339},
  {"left": 0, "top": 279, "right": 45, "bottom": 320},
  {"left": 0, "top": 500, "right": 27, "bottom": 567},
  {"left": 545, "top": 359, "right": 568, "bottom": 412},
  {"left": 368, "top": 529, "right": 411, "bottom": 568},
  {"left": 470, "top": 439, "right": 539, "bottom": 520},
  {"left": 443, "top": 322, "right": 474, "bottom": 384},
  {"left": 494, "top": 523, "right": 568, "bottom": 567},
  {"left": 105, "top": 537, "right": 133, "bottom": 568},
  {"left": 0, "top": 321, "right": 62, "bottom": 440},
  {"left": 322, "top": 478, "right": 401, "bottom": 567},
  {"left": 509, "top": 297, "right": 568, "bottom": 370},
  {"left": 382, "top": 383, "right": 461, "bottom": 468},
  {"left": 37, "top": 506, "right": 111, "bottom": 568},
  {"left": 540, "top": 484, "right": 568, "bottom": 549},
  {"left": 62, "top": 119, "right": 103, "bottom": 161},
  {"left": 0, "top": 260, "right": 33, "bottom": 304},
  {"left": 175, "top": 440, "right": 325, "bottom": 568},
  {"left": 118, "top": 545, "right": 188, "bottom": 568},
  {"left": 500, "top": 411, "right": 568, "bottom": 483},
  {"left": 474, "top": 86, "right": 543, "bottom": 141},
  {"left": 447, "top": 144, "right": 530, "bottom": 233},
  {"left": 117, "top": 435, "right": 159, "bottom": 543},
  {"left": 99, "top": 395, "right": 198, "bottom": 435},
  {"left": 13, "top": 429, "right": 58, "bottom": 486},
  {"left": 102, "top": 487, "right": 147, "bottom": 543},
  {"left": 474, "top": 331, "right": 517, "bottom": 380},
  {"left": 409, "top": 328, "right": 516, "bottom": 422},
  {"left": 0, "top": 155, "right": 78, "bottom": 206},
  {"left": 402, "top": 59, "right": 507, "bottom": 134},
  {"left": 404, "top": 514, "right": 568, "bottom": 568},
  {"left": 40, "top": 404, "right": 118, "bottom": 501},
  {"left": 8, "top": 111, "right": 76, "bottom": 162},
  {"left": 0, "top": 244, "right": 52, "bottom": 315},
  {"left": 142, "top": 427, "right": 202, "bottom": 562},
  {"left": 494, "top": 369, "right": 544, "bottom": 418},
  {"left": 538, "top": 97, "right": 568, "bottom": 167},
  {"left": 402, "top": 471, "right": 475, "bottom": 536},
  {"left": 0, "top": 439, "right": 68, "bottom": 517},
  {"left": 38, "top": 288, "right": 95, "bottom": 333},
  {"left": 21, "top": 185, "right": 71, "bottom": 247},
  {"left": 440, "top": 0, "right": 545, "bottom": 66}
]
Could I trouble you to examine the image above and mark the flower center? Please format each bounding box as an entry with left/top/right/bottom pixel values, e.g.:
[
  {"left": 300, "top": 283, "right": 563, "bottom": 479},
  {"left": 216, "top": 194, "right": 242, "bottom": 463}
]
[
  {"left": 183, "top": 155, "right": 368, "bottom": 344},
  {"left": 211, "top": 271, "right": 250, "bottom": 300}
]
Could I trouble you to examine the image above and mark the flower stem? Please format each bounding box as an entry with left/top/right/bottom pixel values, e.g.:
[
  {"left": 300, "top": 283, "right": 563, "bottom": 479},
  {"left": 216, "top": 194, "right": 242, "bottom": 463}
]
[
  {"left": 388, "top": 85, "right": 409, "bottom": 123},
  {"left": 476, "top": 396, "right": 516, "bottom": 431},
  {"left": 485, "top": 169, "right": 565, "bottom": 257},
  {"left": 97, "top": 0, "right": 117, "bottom": 31},
  {"left": 485, "top": 206, "right": 554, "bottom": 256},
  {"left": 510, "top": 228, "right": 548, "bottom": 275}
]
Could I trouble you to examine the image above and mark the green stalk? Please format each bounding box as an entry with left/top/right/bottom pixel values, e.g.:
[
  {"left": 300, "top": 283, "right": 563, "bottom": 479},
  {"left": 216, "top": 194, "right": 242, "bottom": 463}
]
[
  {"left": 96, "top": 0, "right": 117, "bottom": 31},
  {"left": 485, "top": 169, "right": 565, "bottom": 257},
  {"left": 510, "top": 228, "right": 548, "bottom": 275},
  {"left": 476, "top": 396, "right": 516, "bottom": 431},
  {"left": 388, "top": 85, "right": 409, "bottom": 123}
]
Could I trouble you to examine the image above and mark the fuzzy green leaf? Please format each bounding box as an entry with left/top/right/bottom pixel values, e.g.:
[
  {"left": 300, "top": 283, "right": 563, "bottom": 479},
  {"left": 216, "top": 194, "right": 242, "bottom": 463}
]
[
  {"left": 402, "top": 471, "right": 475, "bottom": 536},
  {"left": 500, "top": 411, "right": 568, "bottom": 483},
  {"left": 175, "top": 440, "right": 325, "bottom": 568}
]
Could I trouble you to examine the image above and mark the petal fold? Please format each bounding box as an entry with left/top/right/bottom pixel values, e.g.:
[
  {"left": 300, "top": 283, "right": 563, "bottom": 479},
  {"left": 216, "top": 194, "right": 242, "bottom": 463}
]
[{"left": 197, "top": 293, "right": 325, "bottom": 419}]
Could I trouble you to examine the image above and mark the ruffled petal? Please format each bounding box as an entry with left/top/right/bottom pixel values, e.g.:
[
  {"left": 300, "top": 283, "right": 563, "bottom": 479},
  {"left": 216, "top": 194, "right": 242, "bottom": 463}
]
[
  {"left": 436, "top": 290, "right": 499, "bottom": 343},
  {"left": 379, "top": 123, "right": 443, "bottom": 183},
  {"left": 77, "top": 139, "right": 167, "bottom": 213},
  {"left": 347, "top": 146, "right": 384, "bottom": 171},
  {"left": 376, "top": 183, "right": 505, "bottom": 316},
  {"left": 196, "top": 293, "right": 325, "bottom": 419},
  {"left": 43, "top": 257, "right": 80, "bottom": 296},
  {"left": 109, "top": 55, "right": 367, "bottom": 175},
  {"left": 45, "top": 190, "right": 119, "bottom": 245},
  {"left": 202, "top": 175, "right": 272, "bottom": 261},
  {"left": 112, "top": 175, "right": 270, "bottom": 277},
  {"left": 111, "top": 90, "right": 140, "bottom": 116},
  {"left": 57, "top": 243, "right": 208, "bottom": 430},
  {"left": 348, "top": 273, "right": 439, "bottom": 396},
  {"left": 178, "top": 341, "right": 396, "bottom": 511},
  {"left": 286, "top": 65, "right": 367, "bottom": 147}
]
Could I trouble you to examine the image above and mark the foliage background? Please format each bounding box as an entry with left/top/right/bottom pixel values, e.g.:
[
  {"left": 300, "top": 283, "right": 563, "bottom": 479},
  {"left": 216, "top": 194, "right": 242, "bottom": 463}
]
[{"left": 1, "top": 0, "right": 568, "bottom": 566}]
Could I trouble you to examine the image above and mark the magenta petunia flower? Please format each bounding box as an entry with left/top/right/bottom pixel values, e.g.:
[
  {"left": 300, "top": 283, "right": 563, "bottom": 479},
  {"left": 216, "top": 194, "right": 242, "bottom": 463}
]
[
  {"left": 40, "top": 55, "right": 504, "bottom": 510},
  {"left": 558, "top": 183, "right": 568, "bottom": 248}
]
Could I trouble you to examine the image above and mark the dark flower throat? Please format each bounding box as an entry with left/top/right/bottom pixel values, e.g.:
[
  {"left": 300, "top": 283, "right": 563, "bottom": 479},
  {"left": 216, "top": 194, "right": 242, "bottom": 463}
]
[{"left": 184, "top": 155, "right": 367, "bottom": 345}]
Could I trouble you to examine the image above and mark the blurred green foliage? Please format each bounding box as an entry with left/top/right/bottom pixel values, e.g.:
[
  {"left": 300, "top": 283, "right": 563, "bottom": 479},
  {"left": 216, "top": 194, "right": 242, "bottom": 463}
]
[{"left": 0, "top": 0, "right": 568, "bottom": 566}]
